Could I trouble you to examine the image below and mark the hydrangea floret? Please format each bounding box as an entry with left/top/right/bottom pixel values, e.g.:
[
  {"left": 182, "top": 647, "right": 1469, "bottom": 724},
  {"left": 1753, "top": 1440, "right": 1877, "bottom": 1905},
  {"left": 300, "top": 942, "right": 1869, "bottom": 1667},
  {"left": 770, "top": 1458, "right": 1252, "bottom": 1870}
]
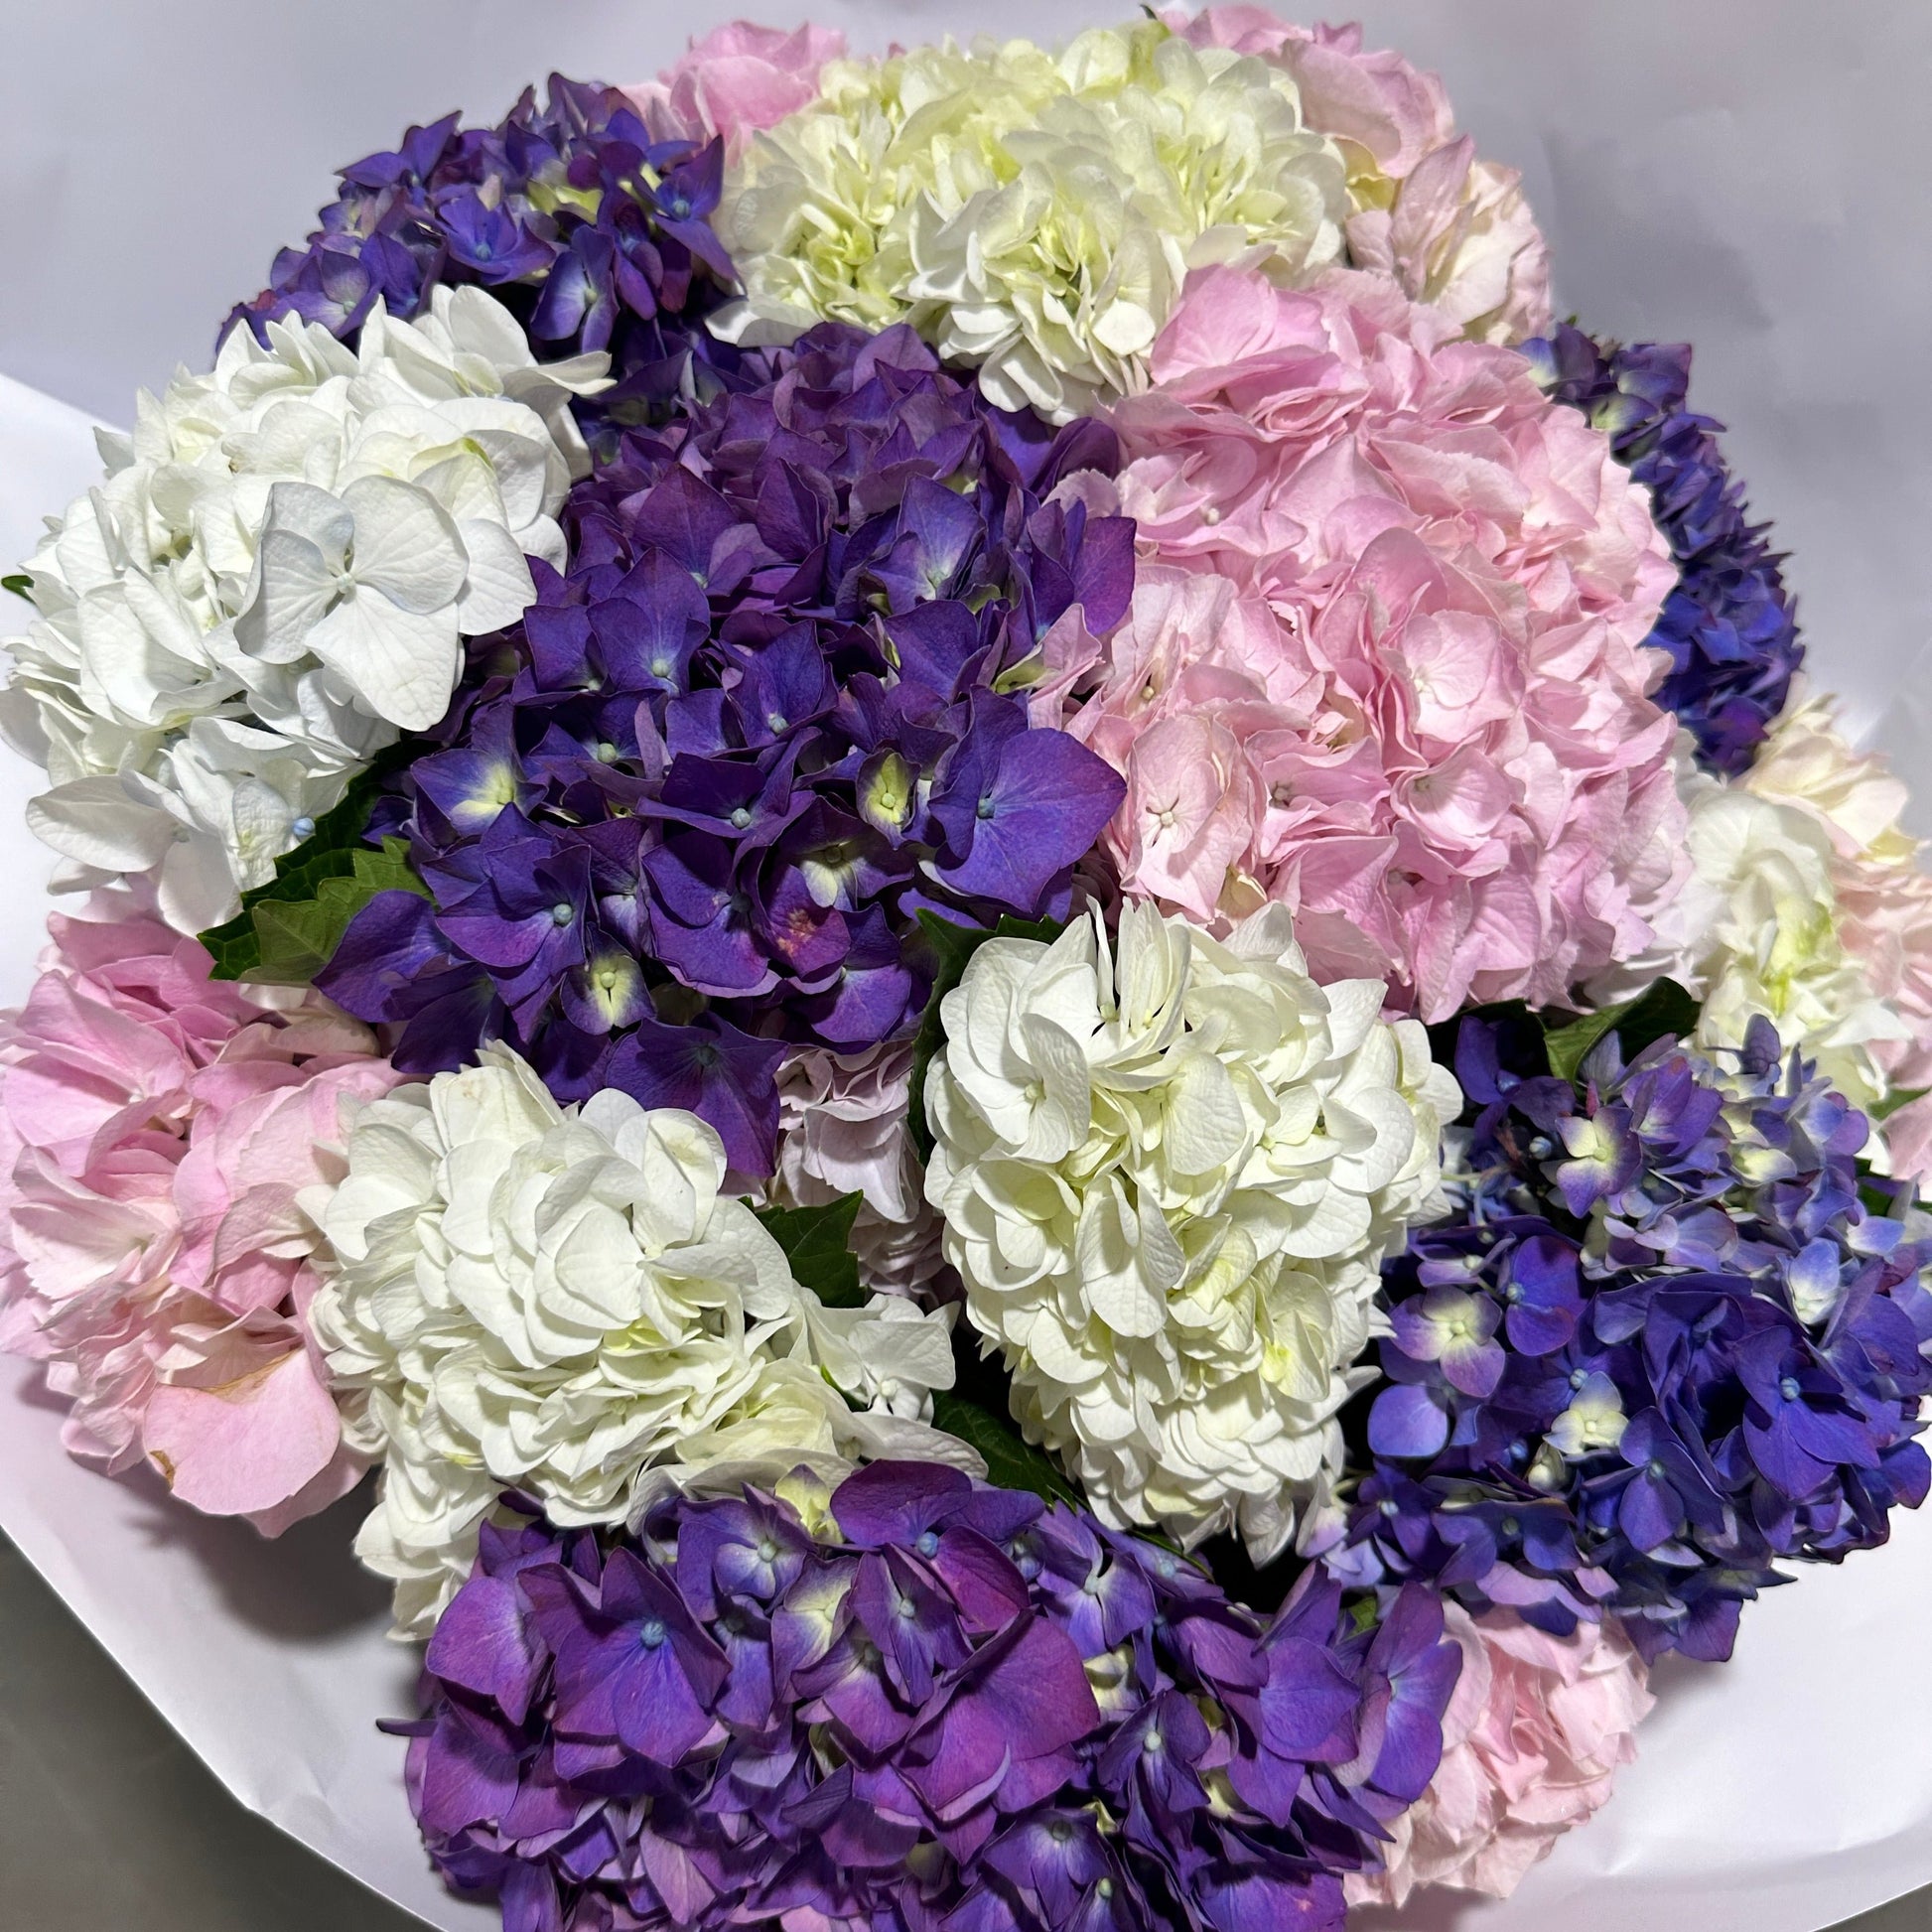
[
  {"left": 303, "top": 1047, "right": 962, "bottom": 1635},
  {"left": 1527, "top": 326, "right": 1802, "bottom": 777},
  {"left": 924, "top": 898, "right": 1461, "bottom": 1561},
  {"left": 0, "top": 288, "right": 606, "bottom": 933},
  {"left": 318, "top": 323, "right": 1130, "bottom": 1173},
  {"left": 1316, "top": 1011, "right": 1932, "bottom": 1662},
  {"left": 398, "top": 1462, "right": 1461, "bottom": 1932}
]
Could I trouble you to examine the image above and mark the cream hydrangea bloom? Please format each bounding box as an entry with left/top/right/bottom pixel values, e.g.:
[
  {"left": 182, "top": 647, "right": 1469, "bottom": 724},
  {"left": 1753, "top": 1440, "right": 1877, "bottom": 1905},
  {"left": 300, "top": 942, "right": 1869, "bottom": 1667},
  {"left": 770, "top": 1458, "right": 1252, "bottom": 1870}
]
[
  {"left": 1591, "top": 720, "right": 1916, "bottom": 1149},
  {"left": 305, "top": 1047, "right": 962, "bottom": 1635},
  {"left": 1, "top": 287, "right": 607, "bottom": 934},
  {"left": 923, "top": 899, "right": 1459, "bottom": 1559},
  {"left": 712, "top": 22, "right": 1348, "bottom": 421},
  {"left": 1679, "top": 783, "right": 1906, "bottom": 1109}
]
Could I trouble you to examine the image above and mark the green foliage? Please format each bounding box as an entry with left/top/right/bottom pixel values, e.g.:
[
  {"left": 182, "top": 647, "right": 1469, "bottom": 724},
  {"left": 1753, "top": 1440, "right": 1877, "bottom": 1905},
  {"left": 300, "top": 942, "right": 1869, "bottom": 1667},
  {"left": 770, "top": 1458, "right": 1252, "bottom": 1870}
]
[
  {"left": 1, "top": 574, "right": 32, "bottom": 600},
  {"left": 1871, "top": 1086, "right": 1929, "bottom": 1123},
  {"left": 907, "top": 910, "right": 1064, "bottom": 1160},
  {"left": 929, "top": 1390, "right": 1081, "bottom": 1508},
  {"left": 201, "top": 759, "right": 426, "bottom": 983},
  {"left": 755, "top": 1194, "right": 866, "bottom": 1309},
  {"left": 931, "top": 1323, "right": 1084, "bottom": 1509},
  {"left": 1542, "top": 979, "right": 1699, "bottom": 1084}
]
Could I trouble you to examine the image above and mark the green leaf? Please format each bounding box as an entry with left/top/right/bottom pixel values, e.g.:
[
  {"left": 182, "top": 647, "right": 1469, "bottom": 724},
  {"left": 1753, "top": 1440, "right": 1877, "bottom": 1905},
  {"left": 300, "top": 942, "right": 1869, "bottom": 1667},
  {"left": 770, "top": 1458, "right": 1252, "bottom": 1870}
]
[
  {"left": 929, "top": 1390, "right": 1081, "bottom": 1508},
  {"left": 1871, "top": 1085, "right": 1930, "bottom": 1123},
  {"left": 1, "top": 574, "right": 32, "bottom": 601},
  {"left": 201, "top": 757, "right": 422, "bottom": 983},
  {"left": 756, "top": 1193, "right": 866, "bottom": 1309},
  {"left": 1542, "top": 979, "right": 1699, "bottom": 1084},
  {"left": 906, "top": 910, "right": 1064, "bottom": 1161},
  {"left": 1860, "top": 1173, "right": 1906, "bottom": 1219}
]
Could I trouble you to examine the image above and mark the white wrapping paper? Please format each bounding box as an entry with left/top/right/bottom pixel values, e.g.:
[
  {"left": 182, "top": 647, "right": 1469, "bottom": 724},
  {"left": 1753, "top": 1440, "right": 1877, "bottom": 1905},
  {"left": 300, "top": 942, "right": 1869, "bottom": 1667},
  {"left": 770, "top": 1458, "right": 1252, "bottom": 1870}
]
[{"left": 3, "top": 5, "right": 1930, "bottom": 1926}]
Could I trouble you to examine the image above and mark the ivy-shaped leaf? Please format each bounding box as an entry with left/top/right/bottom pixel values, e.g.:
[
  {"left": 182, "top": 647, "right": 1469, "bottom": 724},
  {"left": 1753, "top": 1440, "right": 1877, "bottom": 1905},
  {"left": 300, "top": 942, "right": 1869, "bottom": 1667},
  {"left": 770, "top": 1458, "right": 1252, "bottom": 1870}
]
[
  {"left": 1542, "top": 979, "right": 1698, "bottom": 1084},
  {"left": 200, "top": 757, "right": 418, "bottom": 982},
  {"left": 755, "top": 1194, "right": 865, "bottom": 1309},
  {"left": 929, "top": 1391, "right": 1081, "bottom": 1508},
  {"left": 907, "top": 909, "right": 1064, "bottom": 1161},
  {"left": 2, "top": 574, "right": 33, "bottom": 601},
  {"left": 239, "top": 839, "right": 429, "bottom": 985}
]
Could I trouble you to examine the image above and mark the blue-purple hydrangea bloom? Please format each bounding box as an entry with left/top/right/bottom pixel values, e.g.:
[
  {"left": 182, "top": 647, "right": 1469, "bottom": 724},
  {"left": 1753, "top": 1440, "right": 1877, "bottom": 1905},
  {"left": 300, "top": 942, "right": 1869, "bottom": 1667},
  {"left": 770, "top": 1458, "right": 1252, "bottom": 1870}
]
[
  {"left": 224, "top": 76, "right": 749, "bottom": 451},
  {"left": 395, "top": 1465, "right": 1457, "bottom": 1932},
  {"left": 318, "top": 323, "right": 1129, "bottom": 1173},
  {"left": 1525, "top": 326, "right": 1803, "bottom": 776},
  {"left": 1315, "top": 1013, "right": 1932, "bottom": 1664}
]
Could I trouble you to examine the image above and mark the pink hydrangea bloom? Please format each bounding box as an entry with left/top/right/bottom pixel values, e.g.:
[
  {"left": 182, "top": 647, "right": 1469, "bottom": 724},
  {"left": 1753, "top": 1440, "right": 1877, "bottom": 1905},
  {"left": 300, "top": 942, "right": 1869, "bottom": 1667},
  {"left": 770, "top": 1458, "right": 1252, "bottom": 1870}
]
[
  {"left": 1073, "top": 265, "right": 1682, "bottom": 1020},
  {"left": 772, "top": 1039, "right": 949, "bottom": 1299},
  {"left": 0, "top": 911, "right": 407, "bottom": 1532},
  {"left": 1347, "top": 1603, "right": 1654, "bottom": 1907},
  {"left": 624, "top": 20, "right": 848, "bottom": 157},
  {"left": 1163, "top": 8, "right": 1552, "bottom": 343}
]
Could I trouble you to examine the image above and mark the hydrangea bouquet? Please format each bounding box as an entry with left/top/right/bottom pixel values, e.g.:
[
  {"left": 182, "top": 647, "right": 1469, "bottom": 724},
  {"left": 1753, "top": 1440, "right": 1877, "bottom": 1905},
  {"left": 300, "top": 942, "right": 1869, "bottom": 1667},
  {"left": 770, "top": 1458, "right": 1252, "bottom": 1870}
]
[{"left": 4, "top": 13, "right": 1928, "bottom": 1930}]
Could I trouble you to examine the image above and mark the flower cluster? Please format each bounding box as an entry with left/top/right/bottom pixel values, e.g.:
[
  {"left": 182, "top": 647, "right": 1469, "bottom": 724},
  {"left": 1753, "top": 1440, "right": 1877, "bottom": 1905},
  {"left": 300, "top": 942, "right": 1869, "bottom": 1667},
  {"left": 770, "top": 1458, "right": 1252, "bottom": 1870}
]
[
  {"left": 225, "top": 76, "right": 743, "bottom": 452},
  {"left": 400, "top": 1462, "right": 1461, "bottom": 1932},
  {"left": 13, "top": 23, "right": 1932, "bottom": 1929},
  {"left": 1075, "top": 264, "right": 1681, "bottom": 1021},
  {"left": 1320, "top": 1013, "right": 1932, "bottom": 1661},
  {"left": 1347, "top": 1602, "right": 1652, "bottom": 1907},
  {"left": 712, "top": 21, "right": 1352, "bottom": 422},
  {"left": 1620, "top": 758, "right": 1905, "bottom": 1126},
  {"left": 1162, "top": 10, "right": 1551, "bottom": 344},
  {"left": 1738, "top": 699, "right": 1932, "bottom": 1177},
  {"left": 0, "top": 288, "right": 602, "bottom": 932},
  {"left": 1527, "top": 326, "right": 1802, "bottom": 776},
  {"left": 318, "top": 322, "right": 1129, "bottom": 1173},
  {"left": 925, "top": 899, "right": 1460, "bottom": 1561},
  {"left": 1594, "top": 701, "right": 1932, "bottom": 1177},
  {"left": 714, "top": 12, "right": 1554, "bottom": 425},
  {"left": 305, "top": 1046, "right": 961, "bottom": 1635},
  {"left": 0, "top": 905, "right": 402, "bottom": 1529}
]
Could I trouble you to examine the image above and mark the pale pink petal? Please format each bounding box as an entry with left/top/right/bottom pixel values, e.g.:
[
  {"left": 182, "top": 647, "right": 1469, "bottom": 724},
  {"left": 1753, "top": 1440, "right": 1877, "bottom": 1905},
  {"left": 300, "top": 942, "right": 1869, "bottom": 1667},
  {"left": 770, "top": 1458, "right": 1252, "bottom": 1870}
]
[{"left": 144, "top": 1345, "right": 345, "bottom": 1520}]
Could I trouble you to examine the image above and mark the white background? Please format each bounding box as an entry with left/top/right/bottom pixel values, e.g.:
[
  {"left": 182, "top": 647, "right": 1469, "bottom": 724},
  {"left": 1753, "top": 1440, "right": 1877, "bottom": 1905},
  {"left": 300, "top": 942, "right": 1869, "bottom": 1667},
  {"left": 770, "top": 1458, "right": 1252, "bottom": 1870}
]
[{"left": 1, "top": 5, "right": 1930, "bottom": 1929}]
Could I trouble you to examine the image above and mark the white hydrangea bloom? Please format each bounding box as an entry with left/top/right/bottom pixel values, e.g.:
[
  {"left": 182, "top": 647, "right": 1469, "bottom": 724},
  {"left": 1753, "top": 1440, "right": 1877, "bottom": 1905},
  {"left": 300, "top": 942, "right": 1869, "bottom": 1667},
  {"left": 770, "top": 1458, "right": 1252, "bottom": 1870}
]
[
  {"left": 712, "top": 23, "right": 1347, "bottom": 422},
  {"left": 305, "top": 1047, "right": 962, "bottom": 1636},
  {"left": 1, "top": 288, "right": 608, "bottom": 935},
  {"left": 923, "top": 899, "right": 1460, "bottom": 1560},
  {"left": 1589, "top": 734, "right": 1909, "bottom": 1129}
]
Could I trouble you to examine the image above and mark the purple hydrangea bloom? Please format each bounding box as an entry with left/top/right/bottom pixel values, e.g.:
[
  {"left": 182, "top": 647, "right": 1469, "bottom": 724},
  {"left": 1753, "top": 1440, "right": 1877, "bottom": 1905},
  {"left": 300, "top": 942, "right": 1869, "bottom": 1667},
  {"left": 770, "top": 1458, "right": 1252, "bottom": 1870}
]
[
  {"left": 394, "top": 1465, "right": 1458, "bottom": 1932},
  {"left": 1319, "top": 1015, "right": 1932, "bottom": 1664},
  {"left": 223, "top": 77, "right": 749, "bottom": 455},
  {"left": 1525, "top": 326, "right": 1803, "bottom": 776},
  {"left": 320, "top": 325, "right": 1130, "bottom": 1173}
]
